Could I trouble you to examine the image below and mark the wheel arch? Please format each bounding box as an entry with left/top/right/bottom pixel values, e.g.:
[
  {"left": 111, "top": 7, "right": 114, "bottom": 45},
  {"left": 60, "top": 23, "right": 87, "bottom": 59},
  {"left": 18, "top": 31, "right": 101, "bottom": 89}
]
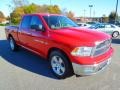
[
  {"left": 8, "top": 34, "right": 13, "bottom": 40},
  {"left": 47, "top": 47, "right": 69, "bottom": 60}
]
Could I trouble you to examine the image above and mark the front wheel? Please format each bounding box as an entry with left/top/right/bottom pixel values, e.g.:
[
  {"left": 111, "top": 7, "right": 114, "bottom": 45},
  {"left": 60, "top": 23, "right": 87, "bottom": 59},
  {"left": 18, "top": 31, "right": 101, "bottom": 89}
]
[
  {"left": 112, "top": 31, "right": 119, "bottom": 38},
  {"left": 49, "top": 51, "right": 73, "bottom": 79}
]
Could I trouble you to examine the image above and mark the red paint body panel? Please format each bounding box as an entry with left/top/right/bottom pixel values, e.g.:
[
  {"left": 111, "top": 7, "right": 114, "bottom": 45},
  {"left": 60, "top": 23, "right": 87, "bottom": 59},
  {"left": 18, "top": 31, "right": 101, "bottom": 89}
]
[{"left": 5, "top": 13, "right": 113, "bottom": 65}]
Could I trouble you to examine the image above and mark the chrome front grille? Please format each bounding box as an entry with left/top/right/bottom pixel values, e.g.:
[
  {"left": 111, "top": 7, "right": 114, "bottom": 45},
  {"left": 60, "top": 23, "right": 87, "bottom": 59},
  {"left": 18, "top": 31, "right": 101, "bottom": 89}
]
[{"left": 93, "top": 39, "right": 111, "bottom": 57}]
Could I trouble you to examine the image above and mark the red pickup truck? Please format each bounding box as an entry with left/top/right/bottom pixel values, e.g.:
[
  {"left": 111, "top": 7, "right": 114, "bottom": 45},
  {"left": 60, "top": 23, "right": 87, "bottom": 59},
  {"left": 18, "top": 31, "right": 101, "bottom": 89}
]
[{"left": 5, "top": 14, "right": 113, "bottom": 79}]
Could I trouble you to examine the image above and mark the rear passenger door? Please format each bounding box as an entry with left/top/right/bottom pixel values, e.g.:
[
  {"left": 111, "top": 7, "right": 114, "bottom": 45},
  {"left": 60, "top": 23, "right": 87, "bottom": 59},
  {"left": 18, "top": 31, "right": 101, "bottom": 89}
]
[{"left": 18, "top": 16, "right": 32, "bottom": 48}]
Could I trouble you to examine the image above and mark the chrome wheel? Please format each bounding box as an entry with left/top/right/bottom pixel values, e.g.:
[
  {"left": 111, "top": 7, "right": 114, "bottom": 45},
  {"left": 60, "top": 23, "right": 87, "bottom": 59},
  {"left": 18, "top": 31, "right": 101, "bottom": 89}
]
[
  {"left": 112, "top": 31, "right": 119, "bottom": 38},
  {"left": 51, "top": 56, "right": 65, "bottom": 76},
  {"left": 10, "top": 38, "right": 15, "bottom": 50}
]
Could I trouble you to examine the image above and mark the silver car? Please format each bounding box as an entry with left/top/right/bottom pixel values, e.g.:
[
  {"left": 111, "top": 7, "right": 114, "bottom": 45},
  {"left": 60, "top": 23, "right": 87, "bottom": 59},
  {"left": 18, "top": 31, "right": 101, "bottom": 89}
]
[
  {"left": 77, "top": 23, "right": 91, "bottom": 27},
  {"left": 89, "top": 23, "right": 120, "bottom": 38}
]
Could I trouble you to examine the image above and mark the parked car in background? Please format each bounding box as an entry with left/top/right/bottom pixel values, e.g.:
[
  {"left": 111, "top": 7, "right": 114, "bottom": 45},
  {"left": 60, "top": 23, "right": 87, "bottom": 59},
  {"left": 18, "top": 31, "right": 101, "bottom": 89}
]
[
  {"left": 89, "top": 23, "right": 120, "bottom": 38},
  {"left": 115, "top": 21, "right": 120, "bottom": 27},
  {"left": 77, "top": 22, "right": 91, "bottom": 27},
  {"left": 5, "top": 14, "right": 113, "bottom": 79},
  {"left": 109, "top": 21, "right": 120, "bottom": 27},
  {"left": 87, "top": 21, "right": 100, "bottom": 25}
]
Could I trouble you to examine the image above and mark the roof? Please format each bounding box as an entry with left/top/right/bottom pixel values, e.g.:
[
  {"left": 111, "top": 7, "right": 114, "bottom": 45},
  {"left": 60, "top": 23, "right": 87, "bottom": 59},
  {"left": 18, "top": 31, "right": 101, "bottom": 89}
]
[{"left": 24, "top": 13, "right": 63, "bottom": 17}]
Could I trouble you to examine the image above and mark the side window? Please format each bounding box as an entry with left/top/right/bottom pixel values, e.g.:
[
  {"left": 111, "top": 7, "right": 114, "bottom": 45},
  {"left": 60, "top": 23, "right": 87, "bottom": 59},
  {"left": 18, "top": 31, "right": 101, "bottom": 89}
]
[
  {"left": 31, "top": 16, "right": 43, "bottom": 26},
  {"left": 21, "top": 16, "right": 31, "bottom": 29},
  {"left": 99, "top": 24, "right": 105, "bottom": 28}
]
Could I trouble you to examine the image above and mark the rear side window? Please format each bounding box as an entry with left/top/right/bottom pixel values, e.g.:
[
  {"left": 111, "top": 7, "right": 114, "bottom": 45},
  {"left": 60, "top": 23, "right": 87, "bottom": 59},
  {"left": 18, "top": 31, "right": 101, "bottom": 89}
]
[
  {"left": 31, "top": 16, "right": 43, "bottom": 26},
  {"left": 21, "top": 16, "right": 31, "bottom": 29}
]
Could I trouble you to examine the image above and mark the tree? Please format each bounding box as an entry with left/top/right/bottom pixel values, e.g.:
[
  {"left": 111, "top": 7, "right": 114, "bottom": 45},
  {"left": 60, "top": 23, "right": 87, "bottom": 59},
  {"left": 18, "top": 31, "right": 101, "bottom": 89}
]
[
  {"left": 0, "top": 11, "right": 5, "bottom": 23},
  {"left": 0, "top": 11, "right": 5, "bottom": 18},
  {"left": 102, "top": 14, "right": 108, "bottom": 23},
  {"left": 109, "top": 11, "right": 118, "bottom": 23},
  {"left": 47, "top": 5, "right": 61, "bottom": 14},
  {"left": 37, "top": 5, "right": 48, "bottom": 13},
  {"left": 23, "top": 3, "right": 38, "bottom": 14},
  {"left": 10, "top": 3, "right": 38, "bottom": 24},
  {"left": 10, "top": 4, "right": 62, "bottom": 24},
  {"left": 66, "top": 11, "right": 76, "bottom": 21},
  {"left": 11, "top": 7, "right": 25, "bottom": 24}
]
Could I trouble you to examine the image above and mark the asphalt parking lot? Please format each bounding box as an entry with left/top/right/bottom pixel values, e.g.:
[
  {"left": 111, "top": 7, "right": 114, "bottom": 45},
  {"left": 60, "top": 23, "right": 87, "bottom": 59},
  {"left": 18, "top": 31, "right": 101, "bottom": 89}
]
[{"left": 0, "top": 26, "right": 120, "bottom": 90}]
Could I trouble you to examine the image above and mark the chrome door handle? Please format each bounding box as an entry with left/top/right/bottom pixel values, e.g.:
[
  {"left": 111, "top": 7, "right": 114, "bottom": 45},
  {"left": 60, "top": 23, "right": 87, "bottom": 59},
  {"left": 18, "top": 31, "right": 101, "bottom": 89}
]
[{"left": 26, "top": 32, "right": 31, "bottom": 35}]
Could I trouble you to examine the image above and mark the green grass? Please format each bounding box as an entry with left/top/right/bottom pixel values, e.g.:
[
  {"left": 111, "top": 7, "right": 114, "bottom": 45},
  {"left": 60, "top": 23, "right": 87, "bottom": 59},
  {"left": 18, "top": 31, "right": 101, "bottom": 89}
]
[{"left": 0, "top": 24, "right": 7, "bottom": 26}]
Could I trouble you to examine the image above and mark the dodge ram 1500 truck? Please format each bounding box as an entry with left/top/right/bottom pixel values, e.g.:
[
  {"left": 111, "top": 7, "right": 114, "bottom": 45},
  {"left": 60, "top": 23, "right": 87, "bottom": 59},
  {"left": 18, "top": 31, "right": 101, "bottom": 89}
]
[{"left": 5, "top": 14, "right": 113, "bottom": 79}]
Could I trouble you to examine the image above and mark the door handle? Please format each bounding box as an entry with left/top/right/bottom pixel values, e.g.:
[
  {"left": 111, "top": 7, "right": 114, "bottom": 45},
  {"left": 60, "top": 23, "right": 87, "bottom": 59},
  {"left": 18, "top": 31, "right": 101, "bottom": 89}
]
[
  {"left": 18, "top": 31, "right": 22, "bottom": 34},
  {"left": 26, "top": 32, "right": 31, "bottom": 35}
]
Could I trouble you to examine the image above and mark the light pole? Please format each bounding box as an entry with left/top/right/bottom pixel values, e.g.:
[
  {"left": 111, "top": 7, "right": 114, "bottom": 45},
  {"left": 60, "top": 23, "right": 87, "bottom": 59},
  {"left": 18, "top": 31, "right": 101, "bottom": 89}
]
[
  {"left": 115, "top": 0, "right": 118, "bottom": 23},
  {"left": 8, "top": 5, "right": 12, "bottom": 25},
  {"left": 93, "top": 10, "right": 95, "bottom": 21},
  {"left": 89, "top": 5, "right": 93, "bottom": 21},
  {"left": 83, "top": 9, "right": 86, "bottom": 22}
]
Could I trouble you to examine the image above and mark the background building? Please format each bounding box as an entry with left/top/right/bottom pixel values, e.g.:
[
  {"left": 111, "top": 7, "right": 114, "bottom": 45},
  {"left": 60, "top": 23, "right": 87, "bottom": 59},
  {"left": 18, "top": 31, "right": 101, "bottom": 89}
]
[{"left": 75, "top": 17, "right": 102, "bottom": 23}]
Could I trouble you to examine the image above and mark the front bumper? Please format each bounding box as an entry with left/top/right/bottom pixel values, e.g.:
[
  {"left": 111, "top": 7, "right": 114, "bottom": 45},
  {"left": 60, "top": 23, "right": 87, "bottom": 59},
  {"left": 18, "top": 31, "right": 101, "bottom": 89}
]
[{"left": 72, "top": 57, "right": 111, "bottom": 76}]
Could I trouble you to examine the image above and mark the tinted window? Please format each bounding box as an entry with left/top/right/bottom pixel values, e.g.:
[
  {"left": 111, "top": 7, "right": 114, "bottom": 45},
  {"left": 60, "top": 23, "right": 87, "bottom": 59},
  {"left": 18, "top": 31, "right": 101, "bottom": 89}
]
[
  {"left": 99, "top": 24, "right": 105, "bottom": 28},
  {"left": 21, "top": 16, "right": 31, "bottom": 29},
  {"left": 31, "top": 16, "right": 43, "bottom": 26}
]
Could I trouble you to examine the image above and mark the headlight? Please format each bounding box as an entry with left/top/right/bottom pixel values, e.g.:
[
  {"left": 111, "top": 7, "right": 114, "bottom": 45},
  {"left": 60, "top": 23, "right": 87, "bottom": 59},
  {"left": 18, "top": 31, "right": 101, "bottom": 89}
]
[{"left": 71, "top": 47, "right": 93, "bottom": 56}]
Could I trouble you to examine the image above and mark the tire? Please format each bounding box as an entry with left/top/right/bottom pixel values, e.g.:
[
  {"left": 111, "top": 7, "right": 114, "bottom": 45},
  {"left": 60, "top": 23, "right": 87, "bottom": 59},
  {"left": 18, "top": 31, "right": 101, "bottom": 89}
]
[
  {"left": 9, "top": 37, "right": 18, "bottom": 51},
  {"left": 49, "top": 50, "right": 73, "bottom": 79},
  {"left": 112, "top": 31, "right": 119, "bottom": 38}
]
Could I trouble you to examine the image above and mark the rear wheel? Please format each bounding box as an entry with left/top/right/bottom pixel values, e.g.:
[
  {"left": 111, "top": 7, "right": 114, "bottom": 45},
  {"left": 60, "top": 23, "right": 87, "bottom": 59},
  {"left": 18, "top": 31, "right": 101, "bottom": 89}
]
[
  {"left": 112, "top": 31, "right": 119, "bottom": 38},
  {"left": 49, "top": 51, "right": 73, "bottom": 79},
  {"left": 9, "top": 37, "right": 18, "bottom": 51}
]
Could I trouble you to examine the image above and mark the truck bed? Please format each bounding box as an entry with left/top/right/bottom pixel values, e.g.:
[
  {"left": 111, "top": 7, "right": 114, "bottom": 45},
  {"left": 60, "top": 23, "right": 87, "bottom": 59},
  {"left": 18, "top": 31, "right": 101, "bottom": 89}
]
[{"left": 5, "top": 25, "right": 19, "bottom": 41}]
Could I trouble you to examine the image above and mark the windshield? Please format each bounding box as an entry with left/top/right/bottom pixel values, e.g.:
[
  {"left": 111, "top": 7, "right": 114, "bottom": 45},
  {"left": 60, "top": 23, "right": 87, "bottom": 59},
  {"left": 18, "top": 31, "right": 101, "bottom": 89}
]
[{"left": 43, "top": 15, "right": 78, "bottom": 29}]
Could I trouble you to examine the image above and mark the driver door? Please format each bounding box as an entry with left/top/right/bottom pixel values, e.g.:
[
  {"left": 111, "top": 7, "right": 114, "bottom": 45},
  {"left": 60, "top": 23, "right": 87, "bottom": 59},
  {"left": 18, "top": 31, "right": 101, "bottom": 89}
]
[{"left": 29, "top": 15, "right": 47, "bottom": 56}]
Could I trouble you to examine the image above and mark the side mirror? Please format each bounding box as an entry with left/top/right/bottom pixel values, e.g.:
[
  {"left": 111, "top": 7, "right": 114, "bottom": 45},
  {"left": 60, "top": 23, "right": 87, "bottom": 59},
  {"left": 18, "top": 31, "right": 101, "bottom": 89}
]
[{"left": 30, "top": 25, "right": 45, "bottom": 31}]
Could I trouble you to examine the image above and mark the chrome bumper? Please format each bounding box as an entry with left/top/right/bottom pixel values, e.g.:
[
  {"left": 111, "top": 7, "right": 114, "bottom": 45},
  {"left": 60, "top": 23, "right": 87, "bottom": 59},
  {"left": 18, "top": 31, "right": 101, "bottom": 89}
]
[{"left": 72, "top": 58, "right": 111, "bottom": 76}]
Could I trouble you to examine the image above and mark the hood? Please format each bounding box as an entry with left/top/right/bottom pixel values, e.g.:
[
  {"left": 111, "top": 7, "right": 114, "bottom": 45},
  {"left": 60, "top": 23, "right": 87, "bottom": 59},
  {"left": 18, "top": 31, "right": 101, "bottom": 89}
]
[{"left": 50, "top": 27, "right": 111, "bottom": 47}]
